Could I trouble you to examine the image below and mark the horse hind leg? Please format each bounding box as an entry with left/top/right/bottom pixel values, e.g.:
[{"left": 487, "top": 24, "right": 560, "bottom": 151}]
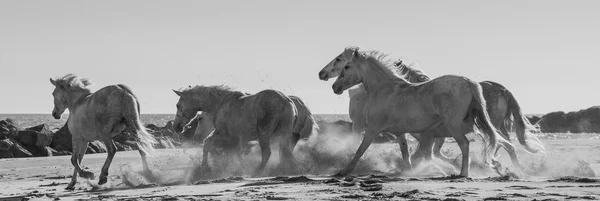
[
  {"left": 449, "top": 124, "right": 471, "bottom": 177},
  {"left": 254, "top": 135, "right": 271, "bottom": 176},
  {"left": 432, "top": 138, "right": 455, "bottom": 165},
  {"left": 497, "top": 139, "right": 524, "bottom": 175},
  {"left": 99, "top": 139, "right": 118, "bottom": 185}
]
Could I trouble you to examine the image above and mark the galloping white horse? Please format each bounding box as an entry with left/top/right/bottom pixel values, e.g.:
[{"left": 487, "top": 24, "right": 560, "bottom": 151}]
[
  {"left": 329, "top": 48, "right": 510, "bottom": 177},
  {"left": 50, "top": 74, "right": 156, "bottom": 190},
  {"left": 319, "top": 47, "right": 544, "bottom": 170}
]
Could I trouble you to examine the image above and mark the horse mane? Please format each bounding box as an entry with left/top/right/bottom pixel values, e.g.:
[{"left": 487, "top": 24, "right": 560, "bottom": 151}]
[
  {"left": 52, "top": 74, "right": 92, "bottom": 92},
  {"left": 394, "top": 61, "right": 431, "bottom": 82},
  {"left": 181, "top": 85, "right": 245, "bottom": 98},
  {"left": 357, "top": 50, "right": 412, "bottom": 83}
]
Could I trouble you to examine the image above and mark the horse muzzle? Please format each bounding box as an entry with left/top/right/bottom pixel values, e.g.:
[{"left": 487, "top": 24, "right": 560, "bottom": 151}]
[
  {"left": 318, "top": 71, "right": 329, "bottom": 81},
  {"left": 52, "top": 111, "right": 61, "bottom": 120},
  {"left": 333, "top": 85, "right": 344, "bottom": 95}
]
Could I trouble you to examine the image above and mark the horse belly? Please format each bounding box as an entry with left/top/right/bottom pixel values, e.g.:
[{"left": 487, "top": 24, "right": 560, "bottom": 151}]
[{"left": 68, "top": 115, "right": 105, "bottom": 142}]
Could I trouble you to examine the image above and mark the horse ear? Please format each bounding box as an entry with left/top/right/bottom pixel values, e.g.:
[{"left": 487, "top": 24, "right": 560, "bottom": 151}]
[
  {"left": 351, "top": 48, "right": 359, "bottom": 59},
  {"left": 50, "top": 78, "right": 56, "bottom": 86},
  {"left": 173, "top": 89, "right": 182, "bottom": 96}
]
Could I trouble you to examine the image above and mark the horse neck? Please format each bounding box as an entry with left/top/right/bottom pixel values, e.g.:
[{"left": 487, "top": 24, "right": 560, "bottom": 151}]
[
  {"left": 196, "top": 91, "right": 242, "bottom": 115},
  {"left": 65, "top": 91, "right": 92, "bottom": 113},
  {"left": 360, "top": 60, "right": 411, "bottom": 92}
]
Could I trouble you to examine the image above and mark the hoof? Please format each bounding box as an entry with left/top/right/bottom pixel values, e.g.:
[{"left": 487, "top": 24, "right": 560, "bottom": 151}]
[
  {"left": 79, "top": 170, "right": 95, "bottom": 180},
  {"left": 65, "top": 183, "right": 75, "bottom": 191},
  {"left": 98, "top": 175, "right": 108, "bottom": 185}
]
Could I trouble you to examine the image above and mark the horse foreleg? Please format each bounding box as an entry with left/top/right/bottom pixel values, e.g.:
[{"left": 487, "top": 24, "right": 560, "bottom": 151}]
[
  {"left": 335, "top": 129, "right": 377, "bottom": 177},
  {"left": 201, "top": 133, "right": 215, "bottom": 171},
  {"left": 99, "top": 139, "right": 117, "bottom": 185},
  {"left": 67, "top": 140, "right": 90, "bottom": 190},
  {"left": 396, "top": 133, "right": 412, "bottom": 169},
  {"left": 66, "top": 156, "right": 78, "bottom": 190},
  {"left": 411, "top": 135, "right": 434, "bottom": 166},
  {"left": 254, "top": 136, "right": 271, "bottom": 176}
]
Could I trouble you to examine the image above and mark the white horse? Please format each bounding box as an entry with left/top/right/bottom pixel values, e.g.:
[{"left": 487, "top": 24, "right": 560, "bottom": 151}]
[
  {"left": 319, "top": 47, "right": 544, "bottom": 170},
  {"left": 329, "top": 48, "right": 510, "bottom": 177},
  {"left": 50, "top": 74, "right": 156, "bottom": 190}
]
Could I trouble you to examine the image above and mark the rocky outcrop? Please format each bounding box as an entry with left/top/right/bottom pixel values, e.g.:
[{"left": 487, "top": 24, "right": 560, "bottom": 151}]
[
  {"left": 86, "top": 141, "right": 107, "bottom": 154},
  {"left": 49, "top": 124, "right": 72, "bottom": 153},
  {"left": 0, "top": 118, "right": 20, "bottom": 139},
  {"left": 16, "top": 124, "right": 54, "bottom": 148},
  {"left": 538, "top": 106, "right": 600, "bottom": 133},
  {"left": 0, "top": 138, "right": 33, "bottom": 158}
]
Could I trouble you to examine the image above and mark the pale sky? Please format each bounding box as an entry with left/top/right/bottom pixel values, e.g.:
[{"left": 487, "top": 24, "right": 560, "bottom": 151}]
[{"left": 1, "top": 1, "right": 599, "bottom": 114}]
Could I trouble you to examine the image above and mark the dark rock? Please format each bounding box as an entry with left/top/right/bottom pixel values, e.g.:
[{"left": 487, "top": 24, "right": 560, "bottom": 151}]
[
  {"left": 0, "top": 139, "right": 33, "bottom": 158},
  {"left": 26, "top": 124, "right": 53, "bottom": 147},
  {"left": 15, "top": 124, "right": 54, "bottom": 148},
  {"left": 0, "top": 118, "right": 20, "bottom": 139},
  {"left": 49, "top": 124, "right": 72, "bottom": 152},
  {"left": 87, "top": 141, "right": 106, "bottom": 154},
  {"left": 539, "top": 106, "right": 600, "bottom": 133},
  {"left": 16, "top": 130, "right": 38, "bottom": 147},
  {"left": 164, "top": 120, "right": 175, "bottom": 132},
  {"left": 114, "top": 141, "right": 134, "bottom": 151}
]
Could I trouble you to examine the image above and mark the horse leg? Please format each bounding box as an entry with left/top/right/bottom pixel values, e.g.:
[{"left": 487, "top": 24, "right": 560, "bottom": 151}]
[
  {"left": 335, "top": 128, "right": 378, "bottom": 177},
  {"left": 352, "top": 120, "right": 366, "bottom": 134},
  {"left": 291, "top": 132, "right": 301, "bottom": 150},
  {"left": 279, "top": 134, "right": 298, "bottom": 173},
  {"left": 201, "top": 132, "right": 215, "bottom": 170},
  {"left": 411, "top": 135, "right": 434, "bottom": 167},
  {"left": 432, "top": 138, "right": 454, "bottom": 164},
  {"left": 99, "top": 139, "right": 117, "bottom": 185},
  {"left": 254, "top": 135, "right": 271, "bottom": 176},
  {"left": 454, "top": 133, "right": 470, "bottom": 177},
  {"left": 499, "top": 139, "right": 524, "bottom": 173},
  {"left": 396, "top": 133, "right": 412, "bottom": 169},
  {"left": 66, "top": 140, "right": 90, "bottom": 190},
  {"left": 138, "top": 150, "right": 150, "bottom": 173}
]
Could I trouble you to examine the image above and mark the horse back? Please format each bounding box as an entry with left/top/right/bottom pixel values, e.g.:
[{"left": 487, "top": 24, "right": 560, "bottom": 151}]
[
  {"left": 68, "top": 84, "right": 137, "bottom": 140},
  {"left": 249, "top": 90, "right": 295, "bottom": 132}
]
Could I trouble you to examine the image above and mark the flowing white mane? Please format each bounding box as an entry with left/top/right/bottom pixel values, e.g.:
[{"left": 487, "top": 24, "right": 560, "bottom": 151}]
[{"left": 52, "top": 74, "right": 92, "bottom": 92}]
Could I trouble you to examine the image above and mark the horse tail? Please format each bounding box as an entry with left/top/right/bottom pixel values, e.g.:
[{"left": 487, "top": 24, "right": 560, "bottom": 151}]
[
  {"left": 283, "top": 96, "right": 299, "bottom": 145},
  {"left": 504, "top": 88, "right": 545, "bottom": 153},
  {"left": 289, "top": 96, "right": 318, "bottom": 140},
  {"left": 120, "top": 85, "right": 157, "bottom": 156},
  {"left": 467, "top": 81, "right": 510, "bottom": 164}
]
